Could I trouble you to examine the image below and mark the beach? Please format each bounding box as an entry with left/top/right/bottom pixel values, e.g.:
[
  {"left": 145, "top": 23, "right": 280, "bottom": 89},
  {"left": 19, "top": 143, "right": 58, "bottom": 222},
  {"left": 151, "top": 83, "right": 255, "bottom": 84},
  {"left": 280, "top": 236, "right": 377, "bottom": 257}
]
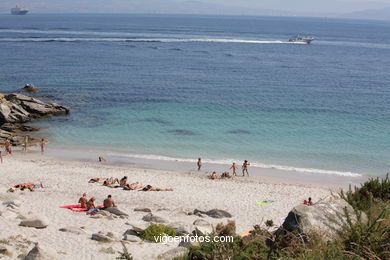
[{"left": 0, "top": 149, "right": 345, "bottom": 260}]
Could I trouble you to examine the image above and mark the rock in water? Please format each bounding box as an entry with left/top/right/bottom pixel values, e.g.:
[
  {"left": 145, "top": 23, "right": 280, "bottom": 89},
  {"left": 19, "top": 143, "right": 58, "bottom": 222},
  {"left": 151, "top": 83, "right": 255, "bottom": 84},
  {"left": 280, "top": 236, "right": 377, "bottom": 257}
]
[
  {"left": 22, "top": 84, "right": 40, "bottom": 93},
  {"left": 274, "top": 195, "right": 363, "bottom": 240},
  {"left": 142, "top": 213, "right": 168, "bottom": 223},
  {"left": 19, "top": 217, "right": 49, "bottom": 229},
  {"left": 24, "top": 243, "right": 59, "bottom": 260}
]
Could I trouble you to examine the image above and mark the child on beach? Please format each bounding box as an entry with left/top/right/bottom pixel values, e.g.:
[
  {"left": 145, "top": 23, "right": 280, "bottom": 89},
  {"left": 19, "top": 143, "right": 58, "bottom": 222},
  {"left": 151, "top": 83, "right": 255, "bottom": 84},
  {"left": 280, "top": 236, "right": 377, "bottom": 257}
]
[
  {"left": 230, "top": 162, "right": 238, "bottom": 176},
  {"left": 242, "top": 160, "right": 250, "bottom": 176},
  {"left": 209, "top": 171, "right": 219, "bottom": 180},
  {"left": 197, "top": 158, "right": 202, "bottom": 171}
]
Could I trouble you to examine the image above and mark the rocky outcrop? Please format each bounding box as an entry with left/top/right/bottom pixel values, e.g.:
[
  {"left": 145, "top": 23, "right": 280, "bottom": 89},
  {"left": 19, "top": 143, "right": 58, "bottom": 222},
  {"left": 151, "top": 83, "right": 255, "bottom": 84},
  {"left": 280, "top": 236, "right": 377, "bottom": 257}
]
[
  {"left": 193, "top": 209, "right": 232, "bottom": 218},
  {"left": 24, "top": 243, "right": 59, "bottom": 260},
  {"left": 142, "top": 213, "right": 168, "bottom": 223},
  {"left": 193, "top": 219, "right": 213, "bottom": 235},
  {"left": 19, "top": 217, "right": 49, "bottom": 229},
  {"left": 274, "top": 195, "right": 364, "bottom": 241},
  {"left": 22, "top": 85, "right": 40, "bottom": 93},
  {"left": 0, "top": 92, "right": 69, "bottom": 145}
]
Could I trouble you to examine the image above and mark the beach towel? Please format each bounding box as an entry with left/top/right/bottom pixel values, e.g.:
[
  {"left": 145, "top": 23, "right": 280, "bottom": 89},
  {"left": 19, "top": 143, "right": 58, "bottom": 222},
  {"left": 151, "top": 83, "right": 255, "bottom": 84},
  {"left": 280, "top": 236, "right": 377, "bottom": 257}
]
[
  {"left": 60, "top": 205, "right": 104, "bottom": 213},
  {"left": 256, "top": 200, "right": 274, "bottom": 206}
]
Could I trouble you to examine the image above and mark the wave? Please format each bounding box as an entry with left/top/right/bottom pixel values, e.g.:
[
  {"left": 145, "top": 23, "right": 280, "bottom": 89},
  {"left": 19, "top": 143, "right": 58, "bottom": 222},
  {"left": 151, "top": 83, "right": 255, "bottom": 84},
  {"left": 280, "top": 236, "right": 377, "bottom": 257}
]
[
  {"left": 0, "top": 37, "right": 304, "bottom": 44},
  {"left": 105, "top": 151, "right": 362, "bottom": 177}
]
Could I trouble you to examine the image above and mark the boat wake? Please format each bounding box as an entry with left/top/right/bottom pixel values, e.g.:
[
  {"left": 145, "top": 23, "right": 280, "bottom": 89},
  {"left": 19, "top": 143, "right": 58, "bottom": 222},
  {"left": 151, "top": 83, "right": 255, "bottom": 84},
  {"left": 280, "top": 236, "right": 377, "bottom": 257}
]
[{"left": 0, "top": 37, "right": 304, "bottom": 44}]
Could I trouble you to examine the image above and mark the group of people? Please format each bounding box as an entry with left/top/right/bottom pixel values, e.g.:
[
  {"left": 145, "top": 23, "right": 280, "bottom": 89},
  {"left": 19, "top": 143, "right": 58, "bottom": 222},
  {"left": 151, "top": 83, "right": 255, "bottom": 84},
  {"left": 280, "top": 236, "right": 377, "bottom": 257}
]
[
  {"left": 89, "top": 176, "right": 173, "bottom": 191},
  {"left": 78, "top": 193, "right": 117, "bottom": 214},
  {"left": 197, "top": 158, "right": 251, "bottom": 179},
  {"left": 0, "top": 137, "right": 47, "bottom": 163},
  {"left": 8, "top": 182, "right": 45, "bottom": 192}
]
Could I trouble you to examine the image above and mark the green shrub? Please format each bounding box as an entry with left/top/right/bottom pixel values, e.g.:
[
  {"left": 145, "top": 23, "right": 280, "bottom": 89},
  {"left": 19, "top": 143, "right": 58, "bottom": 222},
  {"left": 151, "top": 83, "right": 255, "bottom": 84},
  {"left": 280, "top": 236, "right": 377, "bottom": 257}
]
[{"left": 142, "top": 224, "right": 176, "bottom": 242}]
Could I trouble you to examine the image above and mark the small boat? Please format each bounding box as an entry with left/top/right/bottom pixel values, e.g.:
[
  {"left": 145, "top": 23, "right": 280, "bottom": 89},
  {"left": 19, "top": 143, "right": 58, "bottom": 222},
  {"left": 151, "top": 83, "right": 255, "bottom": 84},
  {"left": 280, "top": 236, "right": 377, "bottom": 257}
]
[
  {"left": 11, "top": 5, "right": 29, "bottom": 15},
  {"left": 288, "top": 36, "right": 314, "bottom": 44}
]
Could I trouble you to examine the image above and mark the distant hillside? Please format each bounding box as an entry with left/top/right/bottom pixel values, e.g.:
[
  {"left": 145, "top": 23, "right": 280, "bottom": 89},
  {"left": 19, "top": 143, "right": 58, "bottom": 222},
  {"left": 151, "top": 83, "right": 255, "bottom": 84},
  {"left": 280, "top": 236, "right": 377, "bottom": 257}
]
[{"left": 342, "top": 7, "right": 390, "bottom": 20}]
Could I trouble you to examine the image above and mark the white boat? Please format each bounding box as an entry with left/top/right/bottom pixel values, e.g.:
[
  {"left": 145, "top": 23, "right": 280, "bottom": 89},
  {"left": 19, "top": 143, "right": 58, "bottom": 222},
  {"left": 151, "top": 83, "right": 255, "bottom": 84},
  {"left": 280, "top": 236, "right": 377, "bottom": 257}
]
[
  {"left": 11, "top": 5, "right": 29, "bottom": 15},
  {"left": 289, "top": 36, "right": 314, "bottom": 44}
]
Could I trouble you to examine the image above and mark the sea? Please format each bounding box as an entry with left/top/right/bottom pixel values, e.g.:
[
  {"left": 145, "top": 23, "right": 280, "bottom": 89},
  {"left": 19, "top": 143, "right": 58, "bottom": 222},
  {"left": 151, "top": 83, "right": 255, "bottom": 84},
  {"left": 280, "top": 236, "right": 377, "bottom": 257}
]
[{"left": 0, "top": 14, "right": 389, "bottom": 179}]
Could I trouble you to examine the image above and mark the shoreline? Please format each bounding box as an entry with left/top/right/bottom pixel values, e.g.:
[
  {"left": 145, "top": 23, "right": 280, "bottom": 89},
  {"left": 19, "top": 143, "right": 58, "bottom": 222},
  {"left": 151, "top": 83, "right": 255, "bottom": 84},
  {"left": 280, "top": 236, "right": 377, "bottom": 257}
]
[
  {"left": 30, "top": 143, "right": 367, "bottom": 187},
  {"left": 0, "top": 147, "right": 358, "bottom": 259}
]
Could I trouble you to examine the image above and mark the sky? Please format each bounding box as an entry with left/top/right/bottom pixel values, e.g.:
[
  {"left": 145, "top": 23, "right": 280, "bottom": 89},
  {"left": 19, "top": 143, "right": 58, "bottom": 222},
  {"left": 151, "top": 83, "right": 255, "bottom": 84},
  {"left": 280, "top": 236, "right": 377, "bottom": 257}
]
[{"left": 1, "top": 0, "right": 390, "bottom": 17}]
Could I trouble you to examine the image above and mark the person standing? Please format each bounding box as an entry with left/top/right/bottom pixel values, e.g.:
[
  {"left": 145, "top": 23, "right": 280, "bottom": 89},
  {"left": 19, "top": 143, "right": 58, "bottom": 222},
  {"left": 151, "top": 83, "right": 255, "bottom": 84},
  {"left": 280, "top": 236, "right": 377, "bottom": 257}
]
[
  {"left": 242, "top": 160, "right": 250, "bottom": 176},
  {"left": 230, "top": 162, "right": 238, "bottom": 176},
  {"left": 40, "top": 138, "right": 46, "bottom": 154},
  {"left": 23, "top": 135, "right": 29, "bottom": 152},
  {"left": 197, "top": 158, "right": 202, "bottom": 171},
  {"left": 0, "top": 150, "right": 3, "bottom": 164},
  {"left": 4, "top": 139, "right": 11, "bottom": 155}
]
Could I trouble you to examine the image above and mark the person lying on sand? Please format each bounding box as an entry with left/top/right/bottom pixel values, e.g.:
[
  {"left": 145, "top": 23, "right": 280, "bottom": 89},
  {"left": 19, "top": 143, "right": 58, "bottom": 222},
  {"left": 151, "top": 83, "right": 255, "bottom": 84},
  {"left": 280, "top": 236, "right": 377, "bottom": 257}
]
[
  {"left": 209, "top": 171, "right": 219, "bottom": 180},
  {"left": 9, "top": 182, "right": 44, "bottom": 192},
  {"left": 78, "top": 193, "right": 88, "bottom": 208},
  {"left": 221, "top": 171, "right": 231, "bottom": 178},
  {"left": 141, "top": 185, "right": 173, "bottom": 191},
  {"left": 103, "top": 177, "right": 120, "bottom": 187},
  {"left": 304, "top": 197, "right": 313, "bottom": 206},
  {"left": 123, "top": 183, "right": 144, "bottom": 190},
  {"left": 103, "top": 195, "right": 116, "bottom": 208},
  {"left": 89, "top": 178, "right": 106, "bottom": 183}
]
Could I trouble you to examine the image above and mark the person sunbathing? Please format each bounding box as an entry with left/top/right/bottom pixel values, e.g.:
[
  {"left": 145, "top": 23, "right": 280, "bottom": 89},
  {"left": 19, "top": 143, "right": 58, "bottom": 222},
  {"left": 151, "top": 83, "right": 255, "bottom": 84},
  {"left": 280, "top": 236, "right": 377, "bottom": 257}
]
[
  {"left": 141, "top": 185, "right": 173, "bottom": 191},
  {"left": 221, "top": 171, "right": 231, "bottom": 178},
  {"left": 209, "top": 171, "right": 219, "bottom": 180},
  {"left": 103, "top": 195, "right": 116, "bottom": 208},
  {"left": 9, "top": 182, "right": 44, "bottom": 192},
  {"left": 88, "top": 178, "right": 106, "bottom": 183},
  {"left": 303, "top": 197, "right": 313, "bottom": 206},
  {"left": 78, "top": 193, "right": 88, "bottom": 208},
  {"left": 103, "top": 177, "right": 120, "bottom": 187},
  {"left": 86, "top": 197, "right": 100, "bottom": 214},
  {"left": 123, "top": 182, "right": 144, "bottom": 190}
]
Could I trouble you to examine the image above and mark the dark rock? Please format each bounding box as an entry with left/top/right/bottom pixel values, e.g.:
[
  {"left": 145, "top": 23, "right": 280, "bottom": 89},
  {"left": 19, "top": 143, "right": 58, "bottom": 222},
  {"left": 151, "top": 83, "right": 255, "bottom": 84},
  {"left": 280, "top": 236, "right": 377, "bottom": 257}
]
[
  {"left": 103, "top": 207, "right": 129, "bottom": 217},
  {"left": 22, "top": 84, "right": 40, "bottom": 93},
  {"left": 193, "top": 209, "right": 232, "bottom": 218},
  {"left": 142, "top": 213, "right": 168, "bottom": 223},
  {"left": 134, "top": 208, "right": 152, "bottom": 213}
]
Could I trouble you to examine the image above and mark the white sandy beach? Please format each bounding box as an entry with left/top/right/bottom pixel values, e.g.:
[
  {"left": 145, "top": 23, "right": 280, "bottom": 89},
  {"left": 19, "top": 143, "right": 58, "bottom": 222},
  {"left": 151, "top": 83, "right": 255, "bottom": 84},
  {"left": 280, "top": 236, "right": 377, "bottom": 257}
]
[{"left": 0, "top": 151, "right": 342, "bottom": 260}]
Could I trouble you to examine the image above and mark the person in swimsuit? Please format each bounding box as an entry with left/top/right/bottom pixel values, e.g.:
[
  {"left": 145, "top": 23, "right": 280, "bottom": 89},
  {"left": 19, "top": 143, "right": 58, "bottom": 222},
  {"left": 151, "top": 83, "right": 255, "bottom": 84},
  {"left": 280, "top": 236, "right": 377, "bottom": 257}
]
[
  {"left": 197, "top": 158, "right": 202, "bottom": 171},
  {"left": 141, "top": 185, "right": 173, "bottom": 191},
  {"left": 103, "top": 195, "right": 116, "bottom": 208},
  {"left": 230, "top": 162, "right": 238, "bottom": 176},
  {"left": 221, "top": 171, "right": 231, "bottom": 178},
  {"left": 304, "top": 197, "right": 313, "bottom": 206},
  {"left": 242, "top": 160, "right": 250, "bottom": 176},
  {"left": 9, "top": 182, "right": 44, "bottom": 192},
  {"left": 103, "top": 177, "right": 120, "bottom": 187},
  {"left": 23, "top": 135, "right": 29, "bottom": 152},
  {"left": 40, "top": 139, "right": 46, "bottom": 154},
  {"left": 209, "top": 171, "right": 218, "bottom": 180},
  {"left": 4, "top": 139, "right": 11, "bottom": 155},
  {"left": 78, "top": 193, "right": 88, "bottom": 208},
  {"left": 88, "top": 178, "right": 106, "bottom": 183}
]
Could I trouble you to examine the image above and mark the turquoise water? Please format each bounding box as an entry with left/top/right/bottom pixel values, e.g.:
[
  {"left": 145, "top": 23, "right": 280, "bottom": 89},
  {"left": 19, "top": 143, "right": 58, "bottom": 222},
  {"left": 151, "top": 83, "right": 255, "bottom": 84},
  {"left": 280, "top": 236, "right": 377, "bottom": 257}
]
[{"left": 0, "top": 14, "right": 389, "bottom": 177}]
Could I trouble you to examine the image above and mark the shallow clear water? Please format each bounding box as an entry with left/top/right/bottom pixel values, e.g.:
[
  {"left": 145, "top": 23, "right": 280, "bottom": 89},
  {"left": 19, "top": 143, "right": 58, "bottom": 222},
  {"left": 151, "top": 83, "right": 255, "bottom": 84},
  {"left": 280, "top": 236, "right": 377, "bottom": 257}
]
[{"left": 1, "top": 14, "right": 390, "bottom": 176}]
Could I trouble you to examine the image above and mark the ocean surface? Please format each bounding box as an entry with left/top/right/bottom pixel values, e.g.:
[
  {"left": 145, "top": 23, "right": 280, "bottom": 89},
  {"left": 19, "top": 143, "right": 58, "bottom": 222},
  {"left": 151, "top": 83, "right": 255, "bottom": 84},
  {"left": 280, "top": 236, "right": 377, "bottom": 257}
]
[{"left": 0, "top": 14, "right": 389, "bottom": 177}]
